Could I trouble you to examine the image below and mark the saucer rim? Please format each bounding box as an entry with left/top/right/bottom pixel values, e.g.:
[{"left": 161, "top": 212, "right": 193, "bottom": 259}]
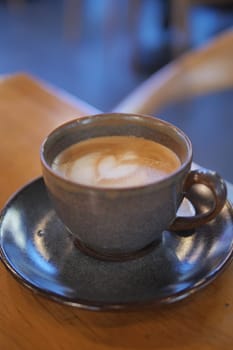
[{"left": 1, "top": 177, "right": 233, "bottom": 311}]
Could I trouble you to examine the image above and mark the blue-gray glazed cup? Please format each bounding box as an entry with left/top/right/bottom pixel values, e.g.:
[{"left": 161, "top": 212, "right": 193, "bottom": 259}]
[{"left": 41, "top": 113, "right": 227, "bottom": 261}]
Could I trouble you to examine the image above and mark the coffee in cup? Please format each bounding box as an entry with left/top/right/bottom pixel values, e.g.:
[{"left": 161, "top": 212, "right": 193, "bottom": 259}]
[
  {"left": 51, "top": 136, "right": 181, "bottom": 188},
  {"left": 41, "top": 113, "right": 227, "bottom": 261}
]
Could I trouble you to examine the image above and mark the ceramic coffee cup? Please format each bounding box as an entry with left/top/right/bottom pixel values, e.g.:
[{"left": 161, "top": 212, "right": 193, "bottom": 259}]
[{"left": 41, "top": 113, "right": 227, "bottom": 261}]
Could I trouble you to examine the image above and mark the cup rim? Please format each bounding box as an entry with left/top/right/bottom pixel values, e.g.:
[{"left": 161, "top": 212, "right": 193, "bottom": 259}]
[{"left": 40, "top": 113, "right": 193, "bottom": 193}]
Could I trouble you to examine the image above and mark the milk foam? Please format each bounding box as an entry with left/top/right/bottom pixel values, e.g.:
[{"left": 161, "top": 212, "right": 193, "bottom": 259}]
[{"left": 52, "top": 136, "right": 181, "bottom": 188}]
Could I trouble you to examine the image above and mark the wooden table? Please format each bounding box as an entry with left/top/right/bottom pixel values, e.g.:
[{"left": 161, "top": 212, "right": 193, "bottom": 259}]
[{"left": 1, "top": 74, "right": 233, "bottom": 350}]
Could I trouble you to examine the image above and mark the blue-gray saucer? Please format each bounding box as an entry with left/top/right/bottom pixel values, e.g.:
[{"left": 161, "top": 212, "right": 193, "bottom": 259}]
[{"left": 0, "top": 177, "right": 233, "bottom": 310}]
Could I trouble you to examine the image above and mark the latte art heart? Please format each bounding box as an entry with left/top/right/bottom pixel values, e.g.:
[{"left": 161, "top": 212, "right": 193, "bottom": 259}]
[
  {"left": 52, "top": 136, "right": 181, "bottom": 188},
  {"left": 97, "top": 154, "right": 138, "bottom": 180}
]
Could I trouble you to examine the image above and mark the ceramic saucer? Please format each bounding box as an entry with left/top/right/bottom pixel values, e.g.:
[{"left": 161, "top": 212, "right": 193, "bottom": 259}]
[{"left": 0, "top": 178, "right": 233, "bottom": 310}]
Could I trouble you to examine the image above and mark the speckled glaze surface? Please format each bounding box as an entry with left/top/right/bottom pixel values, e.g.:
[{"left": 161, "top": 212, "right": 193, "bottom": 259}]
[
  {"left": 0, "top": 177, "right": 232, "bottom": 310},
  {"left": 41, "top": 113, "right": 192, "bottom": 257}
]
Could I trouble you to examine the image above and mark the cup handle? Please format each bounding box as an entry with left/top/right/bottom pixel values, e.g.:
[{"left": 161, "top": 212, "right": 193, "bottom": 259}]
[{"left": 169, "top": 168, "right": 227, "bottom": 231}]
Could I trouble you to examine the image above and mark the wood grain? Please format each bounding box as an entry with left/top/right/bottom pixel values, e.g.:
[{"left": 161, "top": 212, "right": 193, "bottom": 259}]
[
  {"left": 0, "top": 73, "right": 233, "bottom": 350},
  {"left": 0, "top": 73, "right": 99, "bottom": 209}
]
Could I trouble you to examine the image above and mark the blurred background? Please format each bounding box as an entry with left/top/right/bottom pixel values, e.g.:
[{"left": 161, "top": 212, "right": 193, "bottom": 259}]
[
  {"left": 0, "top": 0, "right": 233, "bottom": 179},
  {"left": 0, "top": 0, "right": 232, "bottom": 111}
]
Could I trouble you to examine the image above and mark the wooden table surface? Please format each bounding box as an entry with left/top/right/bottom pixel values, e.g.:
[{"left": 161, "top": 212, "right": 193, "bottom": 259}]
[{"left": 1, "top": 74, "right": 233, "bottom": 350}]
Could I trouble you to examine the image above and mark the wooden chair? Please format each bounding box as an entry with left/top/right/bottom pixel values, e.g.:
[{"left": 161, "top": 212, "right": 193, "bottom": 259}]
[{"left": 114, "top": 29, "right": 233, "bottom": 115}]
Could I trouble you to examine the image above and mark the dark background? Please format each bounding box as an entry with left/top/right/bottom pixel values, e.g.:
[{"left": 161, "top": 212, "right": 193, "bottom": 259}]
[
  {"left": 0, "top": 0, "right": 233, "bottom": 181},
  {"left": 0, "top": 0, "right": 232, "bottom": 110}
]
